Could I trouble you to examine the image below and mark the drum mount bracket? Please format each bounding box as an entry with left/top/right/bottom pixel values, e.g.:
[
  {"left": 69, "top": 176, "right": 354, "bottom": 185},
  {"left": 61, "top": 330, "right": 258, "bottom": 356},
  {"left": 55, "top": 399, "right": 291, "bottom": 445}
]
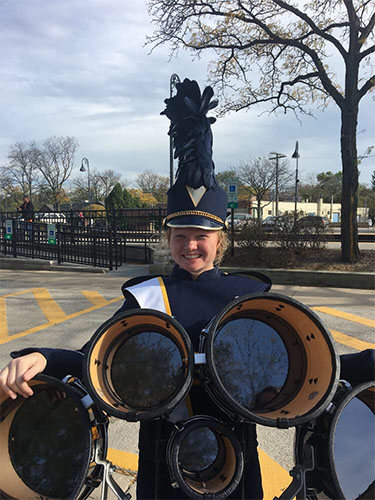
[
  {"left": 94, "top": 448, "right": 132, "bottom": 500},
  {"left": 273, "top": 444, "right": 315, "bottom": 500}
]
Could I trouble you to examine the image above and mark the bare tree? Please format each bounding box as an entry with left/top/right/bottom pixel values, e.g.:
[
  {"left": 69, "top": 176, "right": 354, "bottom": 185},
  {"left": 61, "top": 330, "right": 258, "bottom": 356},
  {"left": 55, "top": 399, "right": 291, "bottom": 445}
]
[
  {"left": 72, "top": 168, "right": 122, "bottom": 202},
  {"left": 134, "top": 170, "right": 169, "bottom": 202},
  {"left": 1, "top": 142, "right": 40, "bottom": 200},
  {"left": 235, "top": 157, "right": 293, "bottom": 219},
  {"left": 32, "top": 136, "right": 78, "bottom": 207},
  {"left": 147, "top": 0, "right": 375, "bottom": 262}
]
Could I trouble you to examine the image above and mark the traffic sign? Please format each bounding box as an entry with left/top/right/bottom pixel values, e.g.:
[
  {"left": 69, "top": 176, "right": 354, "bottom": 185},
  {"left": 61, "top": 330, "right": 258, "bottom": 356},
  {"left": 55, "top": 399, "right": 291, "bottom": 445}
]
[
  {"left": 47, "top": 224, "right": 56, "bottom": 244},
  {"left": 227, "top": 201, "right": 238, "bottom": 209},
  {"left": 5, "top": 219, "right": 12, "bottom": 240}
]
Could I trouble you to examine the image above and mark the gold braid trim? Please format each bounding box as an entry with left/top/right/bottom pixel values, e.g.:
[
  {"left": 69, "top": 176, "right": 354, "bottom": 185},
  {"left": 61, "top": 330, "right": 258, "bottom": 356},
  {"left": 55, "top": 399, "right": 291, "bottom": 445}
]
[{"left": 164, "top": 210, "right": 224, "bottom": 224}]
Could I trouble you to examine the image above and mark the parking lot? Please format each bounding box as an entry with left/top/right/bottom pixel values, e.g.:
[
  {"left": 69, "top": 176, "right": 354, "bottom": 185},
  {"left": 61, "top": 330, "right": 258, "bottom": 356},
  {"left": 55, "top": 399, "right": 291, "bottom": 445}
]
[{"left": 0, "top": 265, "right": 374, "bottom": 499}]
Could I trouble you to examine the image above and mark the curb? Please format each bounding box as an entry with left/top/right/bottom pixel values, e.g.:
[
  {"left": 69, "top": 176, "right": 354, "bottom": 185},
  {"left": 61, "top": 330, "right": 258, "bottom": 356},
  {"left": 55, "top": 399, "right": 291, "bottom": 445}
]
[
  {"left": 0, "top": 256, "right": 108, "bottom": 273},
  {"left": 1, "top": 256, "right": 374, "bottom": 289},
  {"left": 149, "top": 263, "right": 375, "bottom": 290}
]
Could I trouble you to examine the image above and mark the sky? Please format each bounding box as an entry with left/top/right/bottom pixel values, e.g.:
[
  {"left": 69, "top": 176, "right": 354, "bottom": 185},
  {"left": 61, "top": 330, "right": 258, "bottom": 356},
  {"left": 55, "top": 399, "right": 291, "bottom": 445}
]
[{"left": 1, "top": 0, "right": 374, "bottom": 189}]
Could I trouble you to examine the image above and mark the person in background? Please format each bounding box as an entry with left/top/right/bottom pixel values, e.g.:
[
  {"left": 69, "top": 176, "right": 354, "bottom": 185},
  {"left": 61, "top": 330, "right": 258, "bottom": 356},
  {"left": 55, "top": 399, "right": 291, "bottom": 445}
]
[{"left": 17, "top": 194, "right": 34, "bottom": 222}]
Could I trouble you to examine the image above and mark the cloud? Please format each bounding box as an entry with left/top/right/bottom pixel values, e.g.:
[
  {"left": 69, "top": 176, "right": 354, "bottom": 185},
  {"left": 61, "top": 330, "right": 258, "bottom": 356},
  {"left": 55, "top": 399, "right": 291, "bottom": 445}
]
[{"left": 0, "top": 0, "right": 373, "bottom": 188}]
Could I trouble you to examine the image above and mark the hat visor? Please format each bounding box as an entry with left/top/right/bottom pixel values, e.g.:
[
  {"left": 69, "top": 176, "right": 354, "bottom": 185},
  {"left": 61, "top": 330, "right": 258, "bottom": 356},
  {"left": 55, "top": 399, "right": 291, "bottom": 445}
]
[{"left": 166, "top": 215, "right": 224, "bottom": 230}]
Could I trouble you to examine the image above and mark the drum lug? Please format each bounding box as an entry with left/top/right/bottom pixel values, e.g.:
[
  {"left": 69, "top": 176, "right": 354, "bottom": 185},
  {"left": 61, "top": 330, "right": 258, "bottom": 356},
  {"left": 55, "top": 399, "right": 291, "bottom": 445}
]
[{"left": 276, "top": 417, "right": 290, "bottom": 429}]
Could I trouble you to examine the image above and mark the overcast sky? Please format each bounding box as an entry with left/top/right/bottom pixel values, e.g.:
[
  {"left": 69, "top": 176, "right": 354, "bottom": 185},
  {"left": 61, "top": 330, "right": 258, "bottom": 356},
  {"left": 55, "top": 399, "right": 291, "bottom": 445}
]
[{"left": 1, "top": 0, "right": 374, "bottom": 189}]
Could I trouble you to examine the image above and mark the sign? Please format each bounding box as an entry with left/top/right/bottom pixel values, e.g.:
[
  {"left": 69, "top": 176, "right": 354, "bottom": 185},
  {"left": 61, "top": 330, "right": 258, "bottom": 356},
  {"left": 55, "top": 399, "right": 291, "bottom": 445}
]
[
  {"left": 227, "top": 181, "right": 238, "bottom": 208},
  {"left": 5, "top": 219, "right": 13, "bottom": 240},
  {"left": 47, "top": 224, "right": 56, "bottom": 245}
]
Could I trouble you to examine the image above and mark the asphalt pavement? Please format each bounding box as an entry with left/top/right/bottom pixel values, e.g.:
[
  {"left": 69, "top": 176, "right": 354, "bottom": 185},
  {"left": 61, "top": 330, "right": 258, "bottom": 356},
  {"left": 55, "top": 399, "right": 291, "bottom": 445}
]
[{"left": 0, "top": 263, "right": 374, "bottom": 500}]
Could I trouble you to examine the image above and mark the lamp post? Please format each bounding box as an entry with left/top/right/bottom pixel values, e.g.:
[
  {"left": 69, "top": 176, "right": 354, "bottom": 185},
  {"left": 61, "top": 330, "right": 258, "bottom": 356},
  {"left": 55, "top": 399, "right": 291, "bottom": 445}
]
[
  {"left": 80, "top": 157, "right": 91, "bottom": 207},
  {"left": 169, "top": 73, "right": 181, "bottom": 188},
  {"left": 269, "top": 152, "right": 286, "bottom": 216},
  {"left": 292, "top": 141, "right": 300, "bottom": 218}
]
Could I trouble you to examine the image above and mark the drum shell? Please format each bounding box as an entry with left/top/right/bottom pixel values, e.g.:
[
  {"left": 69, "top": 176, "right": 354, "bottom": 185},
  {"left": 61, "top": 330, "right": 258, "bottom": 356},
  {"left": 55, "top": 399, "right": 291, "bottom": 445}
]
[
  {"left": 295, "top": 381, "right": 375, "bottom": 499},
  {"left": 83, "top": 309, "right": 195, "bottom": 421},
  {"left": 0, "top": 374, "right": 108, "bottom": 500},
  {"left": 201, "top": 292, "right": 340, "bottom": 427}
]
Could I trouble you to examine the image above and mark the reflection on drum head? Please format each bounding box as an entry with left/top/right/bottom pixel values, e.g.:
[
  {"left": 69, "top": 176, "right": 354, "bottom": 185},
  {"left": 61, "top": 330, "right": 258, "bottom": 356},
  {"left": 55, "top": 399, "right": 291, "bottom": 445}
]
[
  {"left": 334, "top": 389, "right": 375, "bottom": 499},
  {"left": 214, "top": 318, "right": 288, "bottom": 411},
  {"left": 111, "top": 331, "right": 185, "bottom": 410},
  {"left": 179, "top": 427, "right": 219, "bottom": 473},
  {"left": 8, "top": 385, "right": 90, "bottom": 498}
]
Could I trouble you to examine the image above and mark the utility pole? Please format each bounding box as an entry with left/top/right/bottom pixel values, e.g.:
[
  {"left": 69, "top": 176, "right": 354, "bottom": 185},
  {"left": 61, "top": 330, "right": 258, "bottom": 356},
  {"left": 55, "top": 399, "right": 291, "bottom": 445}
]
[{"left": 269, "top": 152, "right": 286, "bottom": 216}]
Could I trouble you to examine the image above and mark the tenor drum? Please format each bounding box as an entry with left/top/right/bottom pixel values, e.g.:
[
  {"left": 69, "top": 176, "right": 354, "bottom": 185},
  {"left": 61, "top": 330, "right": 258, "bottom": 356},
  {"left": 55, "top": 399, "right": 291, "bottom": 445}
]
[
  {"left": 199, "top": 293, "right": 339, "bottom": 427},
  {"left": 0, "top": 374, "right": 108, "bottom": 500},
  {"left": 166, "top": 416, "right": 244, "bottom": 499},
  {"left": 84, "top": 309, "right": 194, "bottom": 421},
  {"left": 295, "top": 381, "right": 375, "bottom": 500}
]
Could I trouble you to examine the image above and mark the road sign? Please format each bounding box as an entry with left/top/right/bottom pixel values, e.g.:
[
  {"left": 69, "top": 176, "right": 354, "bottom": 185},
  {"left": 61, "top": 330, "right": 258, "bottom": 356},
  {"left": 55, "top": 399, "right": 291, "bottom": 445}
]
[
  {"left": 47, "top": 224, "right": 56, "bottom": 244},
  {"left": 227, "top": 182, "right": 238, "bottom": 206},
  {"left": 5, "top": 219, "right": 13, "bottom": 240}
]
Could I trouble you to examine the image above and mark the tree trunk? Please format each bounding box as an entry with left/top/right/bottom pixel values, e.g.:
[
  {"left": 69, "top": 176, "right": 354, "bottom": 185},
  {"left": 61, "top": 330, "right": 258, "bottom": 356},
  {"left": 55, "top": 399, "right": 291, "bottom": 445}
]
[{"left": 340, "top": 104, "right": 360, "bottom": 262}]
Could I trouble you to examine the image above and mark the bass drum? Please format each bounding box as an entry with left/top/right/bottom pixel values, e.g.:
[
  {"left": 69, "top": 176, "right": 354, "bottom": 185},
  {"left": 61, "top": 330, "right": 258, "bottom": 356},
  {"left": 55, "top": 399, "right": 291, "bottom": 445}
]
[
  {"left": 295, "top": 381, "right": 375, "bottom": 500},
  {"left": 0, "top": 374, "right": 108, "bottom": 500}
]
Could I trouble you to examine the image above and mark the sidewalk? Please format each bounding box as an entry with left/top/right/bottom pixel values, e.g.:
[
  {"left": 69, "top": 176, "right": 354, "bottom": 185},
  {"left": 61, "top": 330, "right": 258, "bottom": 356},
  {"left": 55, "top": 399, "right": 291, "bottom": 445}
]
[{"left": 1, "top": 254, "right": 374, "bottom": 289}]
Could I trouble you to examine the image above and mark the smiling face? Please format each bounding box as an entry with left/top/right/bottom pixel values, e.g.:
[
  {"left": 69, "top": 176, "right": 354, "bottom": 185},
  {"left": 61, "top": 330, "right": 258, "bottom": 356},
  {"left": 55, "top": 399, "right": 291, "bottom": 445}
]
[{"left": 169, "top": 227, "right": 220, "bottom": 279}]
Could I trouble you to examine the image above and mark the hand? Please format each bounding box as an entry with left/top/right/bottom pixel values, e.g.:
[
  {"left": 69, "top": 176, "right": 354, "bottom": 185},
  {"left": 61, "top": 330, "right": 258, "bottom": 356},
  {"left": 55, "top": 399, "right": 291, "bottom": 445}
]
[{"left": 0, "top": 353, "right": 47, "bottom": 400}]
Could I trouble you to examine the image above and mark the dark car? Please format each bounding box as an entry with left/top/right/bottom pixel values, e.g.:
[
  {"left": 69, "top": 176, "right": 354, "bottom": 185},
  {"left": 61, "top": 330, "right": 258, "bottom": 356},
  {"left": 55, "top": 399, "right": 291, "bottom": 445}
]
[
  {"left": 261, "top": 215, "right": 292, "bottom": 232},
  {"left": 297, "top": 215, "right": 329, "bottom": 230},
  {"left": 226, "top": 213, "right": 254, "bottom": 229}
]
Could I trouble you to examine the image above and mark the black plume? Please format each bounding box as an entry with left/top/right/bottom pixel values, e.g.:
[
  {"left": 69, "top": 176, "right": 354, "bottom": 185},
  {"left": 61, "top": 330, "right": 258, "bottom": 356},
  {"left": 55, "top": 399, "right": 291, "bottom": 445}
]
[{"left": 161, "top": 78, "right": 218, "bottom": 189}]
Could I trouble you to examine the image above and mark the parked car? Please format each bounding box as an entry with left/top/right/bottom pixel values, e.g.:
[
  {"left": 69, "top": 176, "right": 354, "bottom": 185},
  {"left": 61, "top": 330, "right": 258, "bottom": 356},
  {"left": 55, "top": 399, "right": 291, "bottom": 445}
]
[
  {"left": 297, "top": 215, "right": 329, "bottom": 230},
  {"left": 37, "top": 212, "right": 67, "bottom": 224},
  {"left": 261, "top": 216, "right": 292, "bottom": 232},
  {"left": 226, "top": 213, "right": 253, "bottom": 229}
]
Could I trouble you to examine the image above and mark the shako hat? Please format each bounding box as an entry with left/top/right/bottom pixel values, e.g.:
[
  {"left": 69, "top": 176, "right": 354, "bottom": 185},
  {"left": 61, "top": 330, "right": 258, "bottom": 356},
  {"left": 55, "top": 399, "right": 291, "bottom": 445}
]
[{"left": 161, "top": 78, "right": 227, "bottom": 230}]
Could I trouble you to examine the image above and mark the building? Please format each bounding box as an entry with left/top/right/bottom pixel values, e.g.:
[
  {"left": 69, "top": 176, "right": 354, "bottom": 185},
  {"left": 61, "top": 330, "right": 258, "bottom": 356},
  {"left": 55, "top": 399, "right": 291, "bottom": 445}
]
[{"left": 244, "top": 198, "right": 369, "bottom": 222}]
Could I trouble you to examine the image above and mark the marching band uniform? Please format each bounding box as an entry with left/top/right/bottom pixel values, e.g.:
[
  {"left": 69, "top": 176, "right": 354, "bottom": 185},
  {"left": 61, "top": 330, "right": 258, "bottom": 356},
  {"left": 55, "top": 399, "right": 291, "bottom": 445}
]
[{"left": 116, "top": 266, "right": 271, "bottom": 499}]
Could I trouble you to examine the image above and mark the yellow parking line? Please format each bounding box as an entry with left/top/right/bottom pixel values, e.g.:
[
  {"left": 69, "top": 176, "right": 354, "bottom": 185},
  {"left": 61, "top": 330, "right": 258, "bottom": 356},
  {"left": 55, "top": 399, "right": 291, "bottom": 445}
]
[
  {"left": 32, "top": 288, "right": 67, "bottom": 323},
  {"left": 105, "top": 447, "right": 291, "bottom": 499},
  {"left": 0, "top": 296, "right": 123, "bottom": 345},
  {"left": 0, "top": 297, "right": 8, "bottom": 340},
  {"left": 313, "top": 306, "right": 375, "bottom": 328},
  {"left": 81, "top": 290, "right": 108, "bottom": 307},
  {"left": 330, "top": 329, "right": 375, "bottom": 351},
  {"left": 107, "top": 448, "right": 138, "bottom": 472},
  {"left": 259, "top": 448, "right": 291, "bottom": 499}
]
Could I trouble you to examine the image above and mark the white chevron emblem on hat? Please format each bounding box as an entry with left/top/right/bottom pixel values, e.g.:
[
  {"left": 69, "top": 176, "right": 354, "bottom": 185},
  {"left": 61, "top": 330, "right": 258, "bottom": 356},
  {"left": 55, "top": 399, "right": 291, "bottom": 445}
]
[{"left": 186, "top": 186, "right": 206, "bottom": 207}]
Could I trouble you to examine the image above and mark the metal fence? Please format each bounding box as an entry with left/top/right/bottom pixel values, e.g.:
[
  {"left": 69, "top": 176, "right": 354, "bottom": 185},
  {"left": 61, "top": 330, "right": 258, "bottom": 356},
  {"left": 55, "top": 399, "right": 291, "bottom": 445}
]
[{"left": 0, "top": 208, "right": 166, "bottom": 269}]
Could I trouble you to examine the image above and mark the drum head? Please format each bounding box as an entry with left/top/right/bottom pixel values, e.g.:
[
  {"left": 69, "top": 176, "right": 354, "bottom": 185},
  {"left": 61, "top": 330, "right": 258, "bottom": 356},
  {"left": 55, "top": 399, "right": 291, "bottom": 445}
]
[
  {"left": 329, "top": 382, "right": 375, "bottom": 499},
  {"left": 0, "top": 375, "right": 96, "bottom": 499},
  {"left": 204, "top": 293, "right": 339, "bottom": 427},
  {"left": 84, "top": 309, "right": 194, "bottom": 421}
]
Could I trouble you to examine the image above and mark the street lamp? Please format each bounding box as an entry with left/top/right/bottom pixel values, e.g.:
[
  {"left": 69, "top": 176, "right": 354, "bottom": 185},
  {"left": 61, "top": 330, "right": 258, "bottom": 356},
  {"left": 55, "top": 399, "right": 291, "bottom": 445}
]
[
  {"left": 80, "top": 157, "right": 91, "bottom": 206},
  {"left": 292, "top": 141, "right": 300, "bottom": 217},
  {"left": 169, "top": 73, "right": 181, "bottom": 188},
  {"left": 269, "top": 152, "right": 286, "bottom": 216}
]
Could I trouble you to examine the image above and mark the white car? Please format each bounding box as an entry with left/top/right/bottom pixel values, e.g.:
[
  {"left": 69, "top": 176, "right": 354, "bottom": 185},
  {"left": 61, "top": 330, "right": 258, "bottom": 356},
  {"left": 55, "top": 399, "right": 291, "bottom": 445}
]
[{"left": 226, "top": 213, "right": 253, "bottom": 229}]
